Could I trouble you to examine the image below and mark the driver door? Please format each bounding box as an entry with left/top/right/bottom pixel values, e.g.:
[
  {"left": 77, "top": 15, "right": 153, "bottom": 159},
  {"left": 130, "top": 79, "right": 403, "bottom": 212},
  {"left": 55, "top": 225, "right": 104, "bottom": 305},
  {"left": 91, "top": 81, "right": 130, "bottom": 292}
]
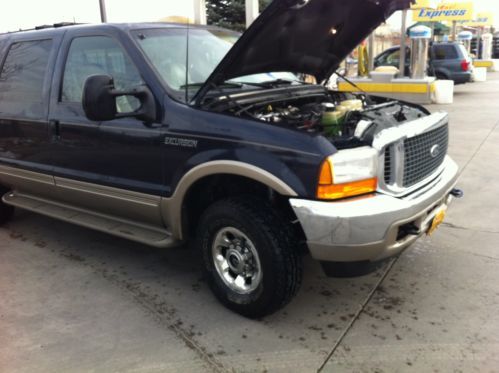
[{"left": 48, "top": 33, "right": 165, "bottom": 217}]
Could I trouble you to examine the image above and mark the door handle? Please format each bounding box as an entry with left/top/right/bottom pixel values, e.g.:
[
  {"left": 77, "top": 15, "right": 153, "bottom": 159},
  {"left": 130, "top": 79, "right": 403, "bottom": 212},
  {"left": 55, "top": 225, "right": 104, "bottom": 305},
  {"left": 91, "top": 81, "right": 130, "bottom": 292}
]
[{"left": 49, "top": 119, "right": 60, "bottom": 141}]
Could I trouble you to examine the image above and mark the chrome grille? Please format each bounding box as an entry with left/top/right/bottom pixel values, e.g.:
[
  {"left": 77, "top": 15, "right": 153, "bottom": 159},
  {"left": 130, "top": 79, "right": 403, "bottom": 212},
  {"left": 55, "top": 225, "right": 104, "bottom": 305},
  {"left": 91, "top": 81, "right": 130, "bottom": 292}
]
[
  {"left": 402, "top": 124, "right": 448, "bottom": 187},
  {"left": 384, "top": 147, "right": 392, "bottom": 184}
]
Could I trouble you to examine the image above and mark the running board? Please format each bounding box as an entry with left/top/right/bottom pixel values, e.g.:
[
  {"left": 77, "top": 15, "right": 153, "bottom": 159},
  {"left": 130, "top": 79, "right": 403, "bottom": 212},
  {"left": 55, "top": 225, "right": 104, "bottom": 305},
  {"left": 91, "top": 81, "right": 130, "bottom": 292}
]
[{"left": 2, "top": 192, "right": 179, "bottom": 248}]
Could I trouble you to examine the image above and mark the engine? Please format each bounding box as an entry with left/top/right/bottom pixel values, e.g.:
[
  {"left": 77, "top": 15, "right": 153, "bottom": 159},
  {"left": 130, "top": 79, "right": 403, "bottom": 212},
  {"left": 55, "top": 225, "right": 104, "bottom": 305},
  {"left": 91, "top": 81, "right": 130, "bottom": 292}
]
[
  {"left": 207, "top": 87, "right": 429, "bottom": 146},
  {"left": 253, "top": 102, "right": 332, "bottom": 130},
  {"left": 245, "top": 96, "right": 428, "bottom": 145},
  {"left": 247, "top": 96, "right": 369, "bottom": 139}
]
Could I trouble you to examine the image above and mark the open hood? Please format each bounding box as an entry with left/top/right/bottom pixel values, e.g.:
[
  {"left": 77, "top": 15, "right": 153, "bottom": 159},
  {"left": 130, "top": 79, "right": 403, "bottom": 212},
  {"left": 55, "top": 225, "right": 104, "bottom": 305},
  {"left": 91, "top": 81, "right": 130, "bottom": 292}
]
[{"left": 196, "top": 0, "right": 412, "bottom": 101}]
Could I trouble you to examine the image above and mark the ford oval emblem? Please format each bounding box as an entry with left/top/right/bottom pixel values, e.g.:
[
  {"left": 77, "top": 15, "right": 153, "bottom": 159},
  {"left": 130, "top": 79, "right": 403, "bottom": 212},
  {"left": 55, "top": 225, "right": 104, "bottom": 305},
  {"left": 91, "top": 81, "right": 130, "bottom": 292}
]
[{"left": 430, "top": 144, "right": 441, "bottom": 158}]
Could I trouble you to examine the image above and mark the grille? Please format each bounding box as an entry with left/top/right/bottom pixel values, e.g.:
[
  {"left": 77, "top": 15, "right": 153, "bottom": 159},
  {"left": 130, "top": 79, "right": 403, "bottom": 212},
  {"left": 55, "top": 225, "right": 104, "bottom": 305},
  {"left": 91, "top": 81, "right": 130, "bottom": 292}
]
[
  {"left": 384, "top": 147, "right": 392, "bottom": 184},
  {"left": 403, "top": 124, "right": 448, "bottom": 187}
]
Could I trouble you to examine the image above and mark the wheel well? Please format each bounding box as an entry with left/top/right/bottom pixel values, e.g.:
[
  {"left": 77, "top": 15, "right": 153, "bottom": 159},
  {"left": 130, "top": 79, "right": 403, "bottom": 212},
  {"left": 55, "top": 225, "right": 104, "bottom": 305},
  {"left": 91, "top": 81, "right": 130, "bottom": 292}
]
[
  {"left": 181, "top": 174, "right": 305, "bottom": 244},
  {"left": 0, "top": 184, "right": 10, "bottom": 196}
]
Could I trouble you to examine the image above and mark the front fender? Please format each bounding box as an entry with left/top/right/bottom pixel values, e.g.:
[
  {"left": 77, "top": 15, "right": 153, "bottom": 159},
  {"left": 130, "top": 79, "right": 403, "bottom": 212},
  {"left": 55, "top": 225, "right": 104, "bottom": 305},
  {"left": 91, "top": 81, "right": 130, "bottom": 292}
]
[{"left": 161, "top": 159, "right": 301, "bottom": 240}]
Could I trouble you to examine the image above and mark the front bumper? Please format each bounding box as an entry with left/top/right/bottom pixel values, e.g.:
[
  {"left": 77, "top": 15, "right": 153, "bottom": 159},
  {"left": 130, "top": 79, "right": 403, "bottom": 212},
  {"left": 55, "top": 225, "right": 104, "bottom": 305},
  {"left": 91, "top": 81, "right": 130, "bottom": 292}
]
[{"left": 290, "top": 156, "right": 459, "bottom": 263}]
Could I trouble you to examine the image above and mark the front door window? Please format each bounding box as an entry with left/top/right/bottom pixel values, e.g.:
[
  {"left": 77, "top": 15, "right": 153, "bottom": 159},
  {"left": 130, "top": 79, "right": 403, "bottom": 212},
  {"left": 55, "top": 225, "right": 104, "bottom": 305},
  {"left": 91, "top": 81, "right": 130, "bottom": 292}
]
[{"left": 61, "top": 36, "right": 143, "bottom": 113}]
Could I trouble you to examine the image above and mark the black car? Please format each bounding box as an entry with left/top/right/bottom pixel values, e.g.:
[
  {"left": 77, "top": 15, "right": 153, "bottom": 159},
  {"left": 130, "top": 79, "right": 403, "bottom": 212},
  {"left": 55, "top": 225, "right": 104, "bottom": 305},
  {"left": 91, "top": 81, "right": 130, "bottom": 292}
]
[
  {"left": 0, "top": 0, "right": 459, "bottom": 317},
  {"left": 374, "top": 42, "right": 473, "bottom": 84}
]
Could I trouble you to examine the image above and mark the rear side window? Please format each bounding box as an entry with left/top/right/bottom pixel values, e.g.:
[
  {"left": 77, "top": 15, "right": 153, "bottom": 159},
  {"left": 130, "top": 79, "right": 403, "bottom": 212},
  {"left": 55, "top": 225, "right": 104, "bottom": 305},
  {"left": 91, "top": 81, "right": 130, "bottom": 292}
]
[
  {"left": 458, "top": 44, "right": 469, "bottom": 59},
  {"left": 433, "top": 45, "right": 459, "bottom": 60},
  {"left": 0, "top": 39, "right": 52, "bottom": 117}
]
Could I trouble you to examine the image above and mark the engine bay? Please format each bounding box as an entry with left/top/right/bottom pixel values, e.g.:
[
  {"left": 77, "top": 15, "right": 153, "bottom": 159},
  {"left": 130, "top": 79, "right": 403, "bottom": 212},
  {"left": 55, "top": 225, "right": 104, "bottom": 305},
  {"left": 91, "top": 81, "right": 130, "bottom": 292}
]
[{"left": 205, "top": 86, "right": 429, "bottom": 148}]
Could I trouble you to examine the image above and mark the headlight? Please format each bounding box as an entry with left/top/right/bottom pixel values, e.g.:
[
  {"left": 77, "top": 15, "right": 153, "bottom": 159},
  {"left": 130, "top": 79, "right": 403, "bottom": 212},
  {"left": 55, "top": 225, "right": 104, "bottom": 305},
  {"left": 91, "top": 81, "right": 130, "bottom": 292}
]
[{"left": 317, "top": 147, "right": 378, "bottom": 200}]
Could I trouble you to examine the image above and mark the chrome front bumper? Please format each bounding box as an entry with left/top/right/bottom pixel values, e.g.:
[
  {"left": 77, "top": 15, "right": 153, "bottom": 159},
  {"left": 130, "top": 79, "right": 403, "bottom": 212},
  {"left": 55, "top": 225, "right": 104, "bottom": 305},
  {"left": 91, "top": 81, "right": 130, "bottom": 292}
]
[{"left": 290, "top": 156, "right": 459, "bottom": 263}]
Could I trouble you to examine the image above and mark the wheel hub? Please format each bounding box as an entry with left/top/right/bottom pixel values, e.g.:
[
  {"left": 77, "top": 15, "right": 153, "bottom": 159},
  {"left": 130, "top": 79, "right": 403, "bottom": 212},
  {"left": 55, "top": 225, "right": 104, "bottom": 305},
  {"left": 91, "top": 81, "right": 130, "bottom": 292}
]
[
  {"left": 227, "top": 248, "right": 245, "bottom": 273},
  {"left": 212, "top": 227, "right": 262, "bottom": 294}
]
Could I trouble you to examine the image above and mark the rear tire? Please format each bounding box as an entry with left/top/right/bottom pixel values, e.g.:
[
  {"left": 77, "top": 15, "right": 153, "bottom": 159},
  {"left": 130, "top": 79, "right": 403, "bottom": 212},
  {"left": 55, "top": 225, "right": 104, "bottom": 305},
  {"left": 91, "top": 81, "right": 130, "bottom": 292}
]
[
  {"left": 0, "top": 187, "right": 14, "bottom": 226},
  {"left": 196, "top": 196, "right": 302, "bottom": 318}
]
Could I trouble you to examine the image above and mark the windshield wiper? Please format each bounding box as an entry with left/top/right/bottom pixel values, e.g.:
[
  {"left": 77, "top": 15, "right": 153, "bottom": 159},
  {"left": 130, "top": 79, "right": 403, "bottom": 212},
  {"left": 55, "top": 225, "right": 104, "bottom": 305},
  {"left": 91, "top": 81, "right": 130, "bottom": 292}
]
[
  {"left": 233, "top": 79, "right": 301, "bottom": 88},
  {"left": 180, "top": 82, "right": 242, "bottom": 89}
]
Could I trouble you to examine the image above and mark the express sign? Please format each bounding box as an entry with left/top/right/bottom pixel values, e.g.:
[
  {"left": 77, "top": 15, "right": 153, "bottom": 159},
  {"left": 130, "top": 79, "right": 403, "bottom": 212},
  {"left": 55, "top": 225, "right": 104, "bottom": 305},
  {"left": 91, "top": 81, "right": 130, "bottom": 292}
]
[
  {"left": 413, "top": 2, "right": 474, "bottom": 22},
  {"left": 463, "top": 12, "right": 495, "bottom": 27}
]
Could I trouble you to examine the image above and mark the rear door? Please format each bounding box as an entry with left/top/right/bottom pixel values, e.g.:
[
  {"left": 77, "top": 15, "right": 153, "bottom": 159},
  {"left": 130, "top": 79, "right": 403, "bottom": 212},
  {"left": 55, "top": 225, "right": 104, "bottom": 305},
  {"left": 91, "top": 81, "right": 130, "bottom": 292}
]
[
  {"left": 0, "top": 34, "right": 62, "bottom": 197},
  {"left": 0, "top": 36, "right": 58, "bottom": 174},
  {"left": 431, "top": 44, "right": 461, "bottom": 78}
]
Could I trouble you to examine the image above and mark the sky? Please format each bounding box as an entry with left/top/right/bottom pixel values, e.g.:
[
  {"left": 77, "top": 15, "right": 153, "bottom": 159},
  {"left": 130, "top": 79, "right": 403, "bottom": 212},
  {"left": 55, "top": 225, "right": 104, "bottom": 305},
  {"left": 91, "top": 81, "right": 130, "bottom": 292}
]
[
  {"left": 0, "top": 0, "right": 498, "bottom": 33},
  {"left": 0, "top": 0, "right": 194, "bottom": 32}
]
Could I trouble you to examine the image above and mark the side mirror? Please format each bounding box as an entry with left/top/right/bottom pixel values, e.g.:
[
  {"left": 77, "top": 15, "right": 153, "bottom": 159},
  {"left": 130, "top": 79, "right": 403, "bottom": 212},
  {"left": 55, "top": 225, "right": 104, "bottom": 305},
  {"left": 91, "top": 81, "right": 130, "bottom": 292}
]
[{"left": 82, "top": 75, "right": 156, "bottom": 123}]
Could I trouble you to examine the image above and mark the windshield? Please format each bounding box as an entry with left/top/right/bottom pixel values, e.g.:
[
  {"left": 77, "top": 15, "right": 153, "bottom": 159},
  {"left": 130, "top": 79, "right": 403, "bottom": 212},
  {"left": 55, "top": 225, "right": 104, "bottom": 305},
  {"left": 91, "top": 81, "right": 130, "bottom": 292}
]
[{"left": 133, "top": 28, "right": 299, "bottom": 101}]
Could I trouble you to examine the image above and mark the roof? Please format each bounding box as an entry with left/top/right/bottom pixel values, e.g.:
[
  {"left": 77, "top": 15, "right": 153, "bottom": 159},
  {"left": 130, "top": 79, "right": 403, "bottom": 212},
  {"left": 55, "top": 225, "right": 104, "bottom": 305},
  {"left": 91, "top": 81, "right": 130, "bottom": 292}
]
[{"left": 0, "top": 22, "right": 213, "bottom": 39}]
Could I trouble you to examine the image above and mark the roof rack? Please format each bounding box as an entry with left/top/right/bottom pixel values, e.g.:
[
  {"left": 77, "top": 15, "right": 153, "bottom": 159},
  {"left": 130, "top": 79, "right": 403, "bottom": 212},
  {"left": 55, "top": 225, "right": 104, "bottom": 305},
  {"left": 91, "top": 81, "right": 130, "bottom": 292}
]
[
  {"left": 35, "top": 22, "right": 81, "bottom": 30},
  {"left": 2, "top": 22, "right": 83, "bottom": 35}
]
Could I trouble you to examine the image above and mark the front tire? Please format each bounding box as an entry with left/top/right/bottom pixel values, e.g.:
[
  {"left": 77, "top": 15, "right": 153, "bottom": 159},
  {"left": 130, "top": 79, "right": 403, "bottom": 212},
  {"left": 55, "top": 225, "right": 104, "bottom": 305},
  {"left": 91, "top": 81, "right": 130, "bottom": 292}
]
[{"left": 196, "top": 196, "right": 302, "bottom": 318}]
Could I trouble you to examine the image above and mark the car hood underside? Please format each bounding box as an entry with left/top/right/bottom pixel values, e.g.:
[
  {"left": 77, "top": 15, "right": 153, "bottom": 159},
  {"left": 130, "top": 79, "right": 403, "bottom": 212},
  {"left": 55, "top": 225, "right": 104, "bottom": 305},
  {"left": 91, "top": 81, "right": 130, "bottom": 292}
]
[{"left": 200, "top": 0, "right": 413, "bottom": 94}]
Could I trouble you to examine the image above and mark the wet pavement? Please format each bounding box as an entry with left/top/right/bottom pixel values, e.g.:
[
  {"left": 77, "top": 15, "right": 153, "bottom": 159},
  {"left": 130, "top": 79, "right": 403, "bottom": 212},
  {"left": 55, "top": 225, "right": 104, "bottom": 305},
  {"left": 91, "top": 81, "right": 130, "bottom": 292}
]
[{"left": 1, "top": 74, "right": 499, "bottom": 373}]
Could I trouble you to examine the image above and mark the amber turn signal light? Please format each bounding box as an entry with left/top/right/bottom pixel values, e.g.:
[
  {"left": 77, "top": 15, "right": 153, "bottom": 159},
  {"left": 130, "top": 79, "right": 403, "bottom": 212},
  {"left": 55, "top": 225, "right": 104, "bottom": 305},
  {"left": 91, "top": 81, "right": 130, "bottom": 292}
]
[
  {"left": 318, "top": 157, "right": 333, "bottom": 185},
  {"left": 316, "top": 150, "right": 378, "bottom": 200},
  {"left": 317, "top": 178, "right": 378, "bottom": 200}
]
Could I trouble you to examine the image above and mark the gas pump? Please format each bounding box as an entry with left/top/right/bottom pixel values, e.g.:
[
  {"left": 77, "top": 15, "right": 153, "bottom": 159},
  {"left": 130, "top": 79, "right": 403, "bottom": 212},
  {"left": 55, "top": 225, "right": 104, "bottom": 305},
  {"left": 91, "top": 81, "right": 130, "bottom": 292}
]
[
  {"left": 481, "top": 33, "right": 493, "bottom": 60},
  {"left": 458, "top": 31, "right": 473, "bottom": 55},
  {"left": 409, "top": 25, "right": 432, "bottom": 79}
]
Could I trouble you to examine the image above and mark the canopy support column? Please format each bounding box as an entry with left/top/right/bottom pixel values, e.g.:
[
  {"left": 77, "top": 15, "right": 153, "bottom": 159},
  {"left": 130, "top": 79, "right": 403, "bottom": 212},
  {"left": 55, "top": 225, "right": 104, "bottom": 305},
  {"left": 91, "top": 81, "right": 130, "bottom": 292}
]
[
  {"left": 451, "top": 20, "right": 457, "bottom": 41},
  {"left": 193, "top": 0, "right": 207, "bottom": 25},
  {"left": 399, "top": 9, "right": 408, "bottom": 77},
  {"left": 99, "top": 0, "right": 107, "bottom": 23},
  {"left": 368, "top": 33, "right": 375, "bottom": 72},
  {"left": 246, "top": 0, "right": 259, "bottom": 28}
]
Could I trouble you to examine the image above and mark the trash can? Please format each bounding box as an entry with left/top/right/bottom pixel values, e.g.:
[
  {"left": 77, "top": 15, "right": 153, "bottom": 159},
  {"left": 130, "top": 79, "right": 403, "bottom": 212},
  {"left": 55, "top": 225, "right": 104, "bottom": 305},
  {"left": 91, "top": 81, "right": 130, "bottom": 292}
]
[
  {"left": 473, "top": 67, "right": 487, "bottom": 82},
  {"left": 433, "top": 80, "right": 454, "bottom": 104}
]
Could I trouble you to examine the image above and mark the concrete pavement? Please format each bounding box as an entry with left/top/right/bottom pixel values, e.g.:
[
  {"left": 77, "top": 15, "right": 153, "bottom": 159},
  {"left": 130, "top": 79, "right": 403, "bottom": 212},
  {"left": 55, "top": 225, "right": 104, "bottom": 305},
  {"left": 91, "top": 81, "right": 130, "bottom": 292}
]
[{"left": 1, "top": 74, "right": 499, "bottom": 373}]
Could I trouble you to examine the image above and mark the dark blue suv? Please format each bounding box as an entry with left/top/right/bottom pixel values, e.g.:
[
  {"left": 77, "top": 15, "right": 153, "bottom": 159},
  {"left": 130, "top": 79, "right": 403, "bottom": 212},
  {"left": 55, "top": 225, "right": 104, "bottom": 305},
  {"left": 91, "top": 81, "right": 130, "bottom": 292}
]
[
  {"left": 375, "top": 42, "right": 473, "bottom": 84},
  {"left": 0, "top": 0, "right": 459, "bottom": 317}
]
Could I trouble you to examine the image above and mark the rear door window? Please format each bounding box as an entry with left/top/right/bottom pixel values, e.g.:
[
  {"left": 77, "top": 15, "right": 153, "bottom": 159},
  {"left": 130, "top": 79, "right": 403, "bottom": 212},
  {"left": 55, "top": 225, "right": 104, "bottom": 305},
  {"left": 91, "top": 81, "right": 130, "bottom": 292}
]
[
  {"left": 0, "top": 39, "right": 53, "bottom": 117},
  {"left": 433, "top": 45, "right": 459, "bottom": 60}
]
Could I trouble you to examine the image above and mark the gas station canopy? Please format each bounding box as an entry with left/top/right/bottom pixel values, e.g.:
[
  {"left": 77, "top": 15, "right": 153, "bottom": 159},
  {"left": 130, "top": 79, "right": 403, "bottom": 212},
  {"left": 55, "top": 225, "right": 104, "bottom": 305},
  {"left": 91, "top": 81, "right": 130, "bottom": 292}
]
[
  {"left": 463, "top": 12, "right": 495, "bottom": 28},
  {"left": 408, "top": 21, "right": 450, "bottom": 36},
  {"left": 412, "top": 1, "right": 474, "bottom": 22}
]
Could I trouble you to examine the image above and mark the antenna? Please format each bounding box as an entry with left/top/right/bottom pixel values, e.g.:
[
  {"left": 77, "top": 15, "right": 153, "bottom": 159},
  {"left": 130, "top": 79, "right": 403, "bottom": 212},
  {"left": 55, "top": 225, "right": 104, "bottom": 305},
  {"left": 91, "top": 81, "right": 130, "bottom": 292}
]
[{"left": 185, "top": 20, "right": 190, "bottom": 103}]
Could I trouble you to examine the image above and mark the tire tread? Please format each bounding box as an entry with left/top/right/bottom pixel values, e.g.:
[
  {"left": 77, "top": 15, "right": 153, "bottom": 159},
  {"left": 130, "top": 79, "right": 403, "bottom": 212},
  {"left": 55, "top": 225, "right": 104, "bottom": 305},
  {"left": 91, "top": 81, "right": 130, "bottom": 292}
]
[{"left": 197, "top": 196, "right": 302, "bottom": 318}]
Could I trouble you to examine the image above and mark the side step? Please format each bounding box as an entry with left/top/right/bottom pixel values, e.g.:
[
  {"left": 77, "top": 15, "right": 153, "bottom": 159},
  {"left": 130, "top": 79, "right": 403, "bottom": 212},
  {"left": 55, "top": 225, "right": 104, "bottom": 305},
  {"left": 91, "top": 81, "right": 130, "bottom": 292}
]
[{"left": 2, "top": 192, "right": 179, "bottom": 248}]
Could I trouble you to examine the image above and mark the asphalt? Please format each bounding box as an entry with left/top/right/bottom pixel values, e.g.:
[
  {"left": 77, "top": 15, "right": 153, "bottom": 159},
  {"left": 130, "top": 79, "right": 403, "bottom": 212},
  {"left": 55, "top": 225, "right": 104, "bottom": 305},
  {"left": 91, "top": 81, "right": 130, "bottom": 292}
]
[{"left": 1, "top": 74, "right": 499, "bottom": 373}]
